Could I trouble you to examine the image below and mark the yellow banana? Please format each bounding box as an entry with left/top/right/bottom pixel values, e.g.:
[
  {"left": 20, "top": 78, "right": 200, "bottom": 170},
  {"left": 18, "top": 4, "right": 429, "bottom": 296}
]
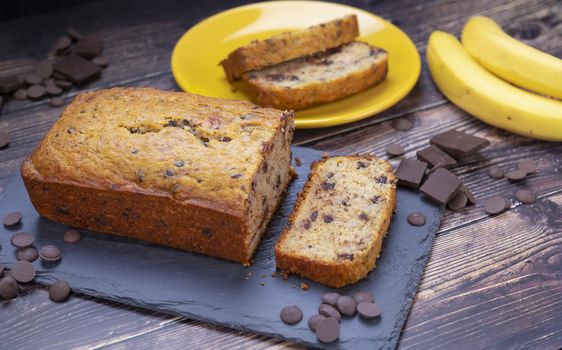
[
  {"left": 427, "top": 31, "right": 562, "bottom": 141},
  {"left": 462, "top": 16, "right": 562, "bottom": 100}
]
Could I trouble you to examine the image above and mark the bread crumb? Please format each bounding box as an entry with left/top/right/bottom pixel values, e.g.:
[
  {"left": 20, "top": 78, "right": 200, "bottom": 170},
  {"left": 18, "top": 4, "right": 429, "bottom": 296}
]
[
  {"left": 243, "top": 262, "right": 250, "bottom": 268},
  {"left": 260, "top": 281, "right": 265, "bottom": 286},
  {"left": 271, "top": 271, "right": 278, "bottom": 278},
  {"left": 291, "top": 284, "right": 297, "bottom": 288},
  {"left": 282, "top": 271, "right": 289, "bottom": 280},
  {"left": 300, "top": 282, "right": 309, "bottom": 290},
  {"left": 260, "top": 274, "right": 267, "bottom": 278},
  {"left": 322, "top": 152, "right": 329, "bottom": 158}
]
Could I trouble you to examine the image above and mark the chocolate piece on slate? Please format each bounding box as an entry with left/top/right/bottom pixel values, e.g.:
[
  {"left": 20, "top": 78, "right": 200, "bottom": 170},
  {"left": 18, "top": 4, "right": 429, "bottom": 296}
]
[
  {"left": 417, "top": 145, "right": 457, "bottom": 168},
  {"left": 407, "top": 212, "right": 426, "bottom": 226},
  {"left": 396, "top": 159, "right": 427, "bottom": 189},
  {"left": 72, "top": 37, "right": 103, "bottom": 58},
  {"left": 53, "top": 55, "right": 102, "bottom": 86},
  {"left": 0, "top": 75, "right": 24, "bottom": 94},
  {"left": 430, "top": 130, "right": 490, "bottom": 159},
  {"left": 420, "top": 168, "right": 462, "bottom": 204}
]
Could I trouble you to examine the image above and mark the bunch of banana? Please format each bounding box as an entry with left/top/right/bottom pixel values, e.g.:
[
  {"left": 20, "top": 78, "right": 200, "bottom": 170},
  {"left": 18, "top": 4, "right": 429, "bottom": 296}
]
[{"left": 426, "top": 16, "right": 562, "bottom": 141}]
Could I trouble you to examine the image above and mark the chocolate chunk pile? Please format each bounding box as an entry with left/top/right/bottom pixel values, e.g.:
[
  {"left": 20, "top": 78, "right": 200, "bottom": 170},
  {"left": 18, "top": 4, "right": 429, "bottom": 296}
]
[
  {"left": 279, "top": 290, "right": 380, "bottom": 343},
  {"left": 0, "top": 28, "right": 107, "bottom": 117}
]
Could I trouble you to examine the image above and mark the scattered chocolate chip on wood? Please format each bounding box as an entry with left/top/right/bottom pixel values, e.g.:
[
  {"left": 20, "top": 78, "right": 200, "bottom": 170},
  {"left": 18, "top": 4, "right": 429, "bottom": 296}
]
[
  {"left": 15, "top": 247, "right": 38, "bottom": 262},
  {"left": 506, "top": 169, "right": 527, "bottom": 182},
  {"left": 430, "top": 130, "right": 490, "bottom": 159},
  {"left": 515, "top": 189, "right": 536, "bottom": 204},
  {"left": 420, "top": 168, "right": 462, "bottom": 205},
  {"left": 10, "top": 232, "right": 35, "bottom": 248},
  {"left": 49, "top": 97, "right": 65, "bottom": 107},
  {"left": 280, "top": 305, "right": 303, "bottom": 325},
  {"left": 407, "top": 212, "right": 426, "bottom": 226},
  {"left": 316, "top": 317, "right": 340, "bottom": 343},
  {"left": 396, "top": 159, "right": 428, "bottom": 189},
  {"left": 64, "top": 228, "right": 82, "bottom": 243},
  {"left": 11, "top": 260, "right": 36, "bottom": 283},
  {"left": 14, "top": 88, "right": 28, "bottom": 100},
  {"left": 27, "top": 84, "right": 46, "bottom": 100},
  {"left": 517, "top": 159, "right": 537, "bottom": 175},
  {"left": 357, "top": 302, "right": 381, "bottom": 319},
  {"left": 484, "top": 196, "right": 508, "bottom": 215},
  {"left": 0, "top": 275, "right": 18, "bottom": 299},
  {"left": 49, "top": 280, "right": 71, "bottom": 302},
  {"left": 391, "top": 118, "right": 413, "bottom": 131},
  {"left": 385, "top": 143, "right": 405, "bottom": 157},
  {"left": 461, "top": 185, "right": 477, "bottom": 205},
  {"left": 35, "top": 61, "right": 54, "bottom": 79},
  {"left": 39, "top": 245, "right": 62, "bottom": 262},
  {"left": 24, "top": 72, "right": 43, "bottom": 85},
  {"left": 3, "top": 211, "right": 22, "bottom": 227},
  {"left": 0, "top": 131, "right": 9, "bottom": 149},
  {"left": 487, "top": 166, "right": 504, "bottom": 179},
  {"left": 417, "top": 145, "right": 457, "bottom": 168},
  {"left": 46, "top": 83, "right": 63, "bottom": 96}
]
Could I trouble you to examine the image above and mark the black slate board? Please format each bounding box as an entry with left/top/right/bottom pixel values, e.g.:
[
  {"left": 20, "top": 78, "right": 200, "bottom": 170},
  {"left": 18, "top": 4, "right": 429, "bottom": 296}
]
[{"left": 0, "top": 146, "right": 442, "bottom": 349}]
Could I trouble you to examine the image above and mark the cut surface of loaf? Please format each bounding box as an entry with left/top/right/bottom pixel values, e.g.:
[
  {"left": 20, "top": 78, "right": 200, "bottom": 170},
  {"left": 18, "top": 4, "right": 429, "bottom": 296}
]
[
  {"left": 275, "top": 156, "right": 396, "bottom": 288},
  {"left": 221, "top": 15, "right": 359, "bottom": 81},
  {"left": 21, "top": 87, "right": 294, "bottom": 264},
  {"left": 243, "top": 41, "right": 388, "bottom": 110}
]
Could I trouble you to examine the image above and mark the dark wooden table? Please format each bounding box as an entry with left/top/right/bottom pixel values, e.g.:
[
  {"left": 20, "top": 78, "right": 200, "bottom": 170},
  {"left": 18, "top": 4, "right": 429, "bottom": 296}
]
[{"left": 1, "top": 0, "right": 561, "bottom": 348}]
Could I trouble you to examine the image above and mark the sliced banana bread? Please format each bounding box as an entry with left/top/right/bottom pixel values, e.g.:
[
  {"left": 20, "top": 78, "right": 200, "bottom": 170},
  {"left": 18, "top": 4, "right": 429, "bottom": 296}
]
[
  {"left": 242, "top": 41, "right": 388, "bottom": 110},
  {"left": 221, "top": 15, "right": 359, "bottom": 81},
  {"left": 275, "top": 156, "right": 396, "bottom": 288}
]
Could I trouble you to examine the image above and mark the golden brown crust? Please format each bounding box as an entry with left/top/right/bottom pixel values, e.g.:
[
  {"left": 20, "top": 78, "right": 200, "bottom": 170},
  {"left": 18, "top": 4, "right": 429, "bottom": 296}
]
[
  {"left": 220, "top": 15, "right": 359, "bottom": 81},
  {"left": 275, "top": 156, "right": 396, "bottom": 288},
  {"left": 243, "top": 51, "right": 388, "bottom": 110}
]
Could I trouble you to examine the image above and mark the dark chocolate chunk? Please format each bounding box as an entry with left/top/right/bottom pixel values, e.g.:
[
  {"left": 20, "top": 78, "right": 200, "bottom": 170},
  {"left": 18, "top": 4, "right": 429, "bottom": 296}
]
[
  {"left": 352, "top": 291, "right": 374, "bottom": 304},
  {"left": 63, "top": 228, "right": 82, "bottom": 243},
  {"left": 375, "top": 175, "right": 388, "bottom": 184},
  {"left": 396, "top": 159, "right": 428, "bottom": 189},
  {"left": 92, "top": 56, "right": 109, "bottom": 68},
  {"left": 407, "top": 212, "right": 426, "bottom": 226},
  {"left": 321, "top": 182, "right": 335, "bottom": 190},
  {"left": 46, "top": 83, "right": 62, "bottom": 96},
  {"left": 391, "top": 118, "right": 413, "bottom": 131},
  {"left": 430, "top": 130, "right": 490, "bottom": 159},
  {"left": 515, "top": 189, "right": 536, "bottom": 204},
  {"left": 420, "top": 168, "right": 462, "bottom": 204},
  {"left": 323, "top": 214, "right": 334, "bottom": 223},
  {"left": 318, "top": 304, "right": 341, "bottom": 321},
  {"left": 357, "top": 161, "right": 368, "bottom": 168},
  {"left": 488, "top": 166, "right": 505, "bottom": 179},
  {"left": 0, "top": 75, "right": 24, "bottom": 94},
  {"left": 316, "top": 317, "right": 340, "bottom": 343},
  {"left": 27, "top": 84, "right": 46, "bottom": 100},
  {"left": 14, "top": 88, "right": 28, "bottom": 100},
  {"left": 10, "top": 232, "right": 35, "bottom": 248},
  {"left": 484, "top": 196, "right": 508, "bottom": 215},
  {"left": 308, "top": 314, "right": 326, "bottom": 331},
  {"left": 280, "top": 305, "right": 303, "bottom": 325},
  {"left": 35, "top": 61, "right": 53, "bottom": 79},
  {"left": 39, "top": 245, "right": 61, "bottom": 262},
  {"left": 72, "top": 37, "right": 103, "bottom": 58},
  {"left": 321, "top": 292, "right": 341, "bottom": 306},
  {"left": 49, "top": 97, "right": 65, "bottom": 107},
  {"left": 517, "top": 159, "right": 537, "bottom": 175},
  {"left": 506, "top": 169, "right": 527, "bottom": 182},
  {"left": 0, "top": 131, "right": 9, "bottom": 149},
  {"left": 53, "top": 55, "right": 102, "bottom": 86},
  {"left": 416, "top": 145, "right": 456, "bottom": 168},
  {"left": 54, "top": 79, "right": 73, "bottom": 89},
  {"left": 385, "top": 143, "right": 405, "bottom": 157},
  {"left": 359, "top": 213, "right": 369, "bottom": 221},
  {"left": 11, "top": 260, "right": 36, "bottom": 283},
  {"left": 3, "top": 211, "right": 22, "bottom": 227},
  {"left": 310, "top": 211, "right": 318, "bottom": 222},
  {"left": 49, "top": 280, "right": 71, "bottom": 302},
  {"left": 447, "top": 191, "right": 468, "bottom": 211},
  {"left": 336, "top": 296, "right": 357, "bottom": 316},
  {"left": 66, "top": 28, "right": 83, "bottom": 40},
  {"left": 15, "top": 247, "right": 38, "bottom": 262},
  {"left": 24, "top": 72, "right": 43, "bottom": 85},
  {"left": 357, "top": 302, "right": 381, "bottom": 319},
  {"left": 0, "top": 275, "right": 18, "bottom": 299}
]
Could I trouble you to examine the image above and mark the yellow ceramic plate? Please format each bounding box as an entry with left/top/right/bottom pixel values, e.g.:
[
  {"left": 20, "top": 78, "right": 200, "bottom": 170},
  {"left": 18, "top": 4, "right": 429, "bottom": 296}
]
[{"left": 171, "top": 1, "right": 420, "bottom": 128}]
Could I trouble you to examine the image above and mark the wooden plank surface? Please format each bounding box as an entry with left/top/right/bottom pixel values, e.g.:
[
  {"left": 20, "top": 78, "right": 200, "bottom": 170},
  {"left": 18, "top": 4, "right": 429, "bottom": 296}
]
[{"left": 0, "top": 0, "right": 561, "bottom": 349}]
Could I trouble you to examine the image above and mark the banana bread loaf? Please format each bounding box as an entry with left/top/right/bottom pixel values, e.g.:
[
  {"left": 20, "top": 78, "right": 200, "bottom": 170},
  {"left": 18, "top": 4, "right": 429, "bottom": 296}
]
[
  {"left": 21, "top": 87, "right": 294, "bottom": 263},
  {"left": 275, "top": 156, "right": 396, "bottom": 287},
  {"left": 220, "top": 14, "right": 359, "bottom": 81},
  {"left": 242, "top": 41, "right": 388, "bottom": 110}
]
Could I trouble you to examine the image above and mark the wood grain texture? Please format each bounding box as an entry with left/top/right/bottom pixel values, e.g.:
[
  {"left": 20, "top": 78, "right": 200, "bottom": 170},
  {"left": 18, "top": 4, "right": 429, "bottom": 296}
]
[{"left": 0, "top": 0, "right": 561, "bottom": 349}]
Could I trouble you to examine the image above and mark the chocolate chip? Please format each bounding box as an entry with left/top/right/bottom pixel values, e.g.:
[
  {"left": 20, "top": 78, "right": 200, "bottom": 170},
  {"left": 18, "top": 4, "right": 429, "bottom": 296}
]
[
  {"left": 15, "top": 247, "right": 38, "bottom": 262},
  {"left": 488, "top": 166, "right": 505, "bottom": 179},
  {"left": 24, "top": 73, "right": 43, "bottom": 85},
  {"left": 66, "top": 28, "right": 83, "bottom": 40},
  {"left": 310, "top": 211, "right": 318, "bottom": 222},
  {"left": 0, "top": 275, "right": 18, "bottom": 299},
  {"left": 11, "top": 260, "right": 36, "bottom": 283},
  {"left": 359, "top": 213, "right": 369, "bottom": 221},
  {"left": 357, "top": 302, "right": 381, "bottom": 319},
  {"left": 0, "top": 131, "right": 9, "bottom": 149},
  {"left": 231, "top": 173, "right": 242, "bottom": 179},
  {"left": 357, "top": 161, "right": 368, "bottom": 168},
  {"left": 10, "top": 232, "right": 35, "bottom": 248},
  {"left": 420, "top": 168, "right": 462, "bottom": 204},
  {"left": 36, "top": 61, "right": 54, "bottom": 79},
  {"left": 39, "top": 245, "right": 61, "bottom": 262},
  {"left": 302, "top": 219, "right": 311, "bottom": 230},
  {"left": 462, "top": 185, "right": 477, "bottom": 205},
  {"left": 308, "top": 314, "right": 326, "bottom": 331},
  {"left": 280, "top": 305, "right": 303, "bottom": 325},
  {"left": 385, "top": 143, "right": 405, "bottom": 157},
  {"left": 315, "top": 317, "right": 340, "bottom": 343},
  {"left": 46, "top": 83, "right": 62, "bottom": 96},
  {"left": 92, "top": 56, "right": 109, "bottom": 68},
  {"left": 14, "top": 88, "right": 28, "bottom": 100},
  {"left": 407, "top": 212, "right": 426, "bottom": 226},
  {"left": 515, "top": 189, "right": 536, "bottom": 204},
  {"left": 484, "top": 196, "right": 508, "bottom": 215},
  {"left": 53, "top": 55, "right": 102, "bottom": 86},
  {"left": 447, "top": 191, "right": 468, "bottom": 211},
  {"left": 54, "top": 36, "right": 72, "bottom": 52},
  {"left": 375, "top": 175, "right": 388, "bottom": 184},
  {"left": 174, "top": 160, "right": 185, "bottom": 167},
  {"left": 352, "top": 291, "right": 374, "bottom": 304},
  {"left": 27, "top": 84, "right": 46, "bottom": 100},
  {"left": 323, "top": 214, "right": 334, "bottom": 223},
  {"left": 517, "top": 159, "right": 537, "bottom": 175},
  {"left": 322, "top": 182, "right": 335, "bottom": 190},
  {"left": 371, "top": 195, "right": 381, "bottom": 204},
  {"left": 3, "top": 211, "right": 22, "bottom": 227},
  {"left": 417, "top": 145, "right": 456, "bottom": 168},
  {"left": 506, "top": 169, "right": 527, "bottom": 182},
  {"left": 336, "top": 296, "right": 357, "bottom": 316},
  {"left": 321, "top": 292, "right": 341, "bottom": 306},
  {"left": 396, "top": 159, "right": 427, "bottom": 189},
  {"left": 72, "top": 37, "right": 103, "bottom": 58},
  {"left": 64, "top": 228, "right": 82, "bottom": 243},
  {"left": 430, "top": 130, "right": 490, "bottom": 159},
  {"left": 201, "top": 228, "right": 214, "bottom": 237},
  {"left": 49, "top": 280, "right": 71, "bottom": 302},
  {"left": 0, "top": 75, "right": 24, "bottom": 94},
  {"left": 337, "top": 253, "right": 354, "bottom": 261},
  {"left": 318, "top": 303, "right": 341, "bottom": 321},
  {"left": 391, "top": 118, "right": 413, "bottom": 131}
]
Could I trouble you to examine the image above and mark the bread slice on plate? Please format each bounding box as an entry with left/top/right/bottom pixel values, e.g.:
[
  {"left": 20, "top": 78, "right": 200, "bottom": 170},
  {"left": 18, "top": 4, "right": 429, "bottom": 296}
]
[
  {"left": 275, "top": 156, "right": 396, "bottom": 288},
  {"left": 221, "top": 14, "right": 359, "bottom": 81},
  {"left": 242, "top": 41, "right": 388, "bottom": 110}
]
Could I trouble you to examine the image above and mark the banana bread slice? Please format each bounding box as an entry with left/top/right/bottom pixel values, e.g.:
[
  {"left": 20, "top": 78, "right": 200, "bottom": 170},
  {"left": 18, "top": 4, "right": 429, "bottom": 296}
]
[
  {"left": 221, "top": 15, "right": 359, "bottom": 82},
  {"left": 275, "top": 156, "right": 396, "bottom": 288},
  {"left": 21, "top": 87, "right": 294, "bottom": 264},
  {"left": 242, "top": 41, "right": 388, "bottom": 110}
]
